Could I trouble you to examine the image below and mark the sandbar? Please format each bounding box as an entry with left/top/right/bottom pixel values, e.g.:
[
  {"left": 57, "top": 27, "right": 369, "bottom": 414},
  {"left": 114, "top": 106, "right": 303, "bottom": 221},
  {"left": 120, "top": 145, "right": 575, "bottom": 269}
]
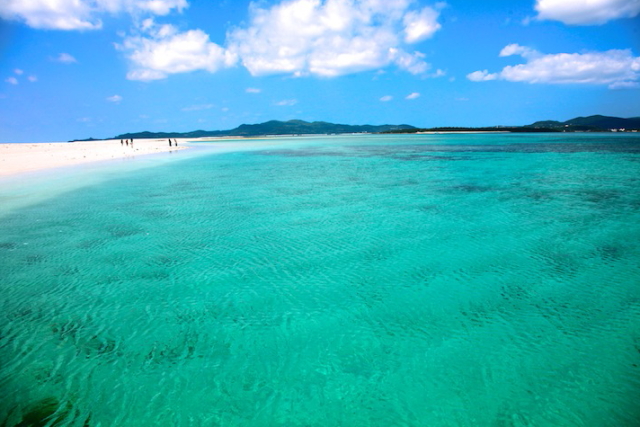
[{"left": 0, "top": 139, "right": 189, "bottom": 177}]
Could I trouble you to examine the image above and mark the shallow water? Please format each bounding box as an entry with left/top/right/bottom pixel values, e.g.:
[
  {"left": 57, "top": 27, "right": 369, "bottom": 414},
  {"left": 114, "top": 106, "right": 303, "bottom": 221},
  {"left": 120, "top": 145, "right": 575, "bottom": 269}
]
[{"left": 1, "top": 133, "right": 639, "bottom": 426}]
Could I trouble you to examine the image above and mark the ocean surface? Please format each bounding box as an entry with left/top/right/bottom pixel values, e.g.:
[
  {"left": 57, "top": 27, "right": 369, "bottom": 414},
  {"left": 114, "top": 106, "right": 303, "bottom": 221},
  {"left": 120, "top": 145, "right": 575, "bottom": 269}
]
[{"left": 1, "top": 133, "right": 639, "bottom": 426}]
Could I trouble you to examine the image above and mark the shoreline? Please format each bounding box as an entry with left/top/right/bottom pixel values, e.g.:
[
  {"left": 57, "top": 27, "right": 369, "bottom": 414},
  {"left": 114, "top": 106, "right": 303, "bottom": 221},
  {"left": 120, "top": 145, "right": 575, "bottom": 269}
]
[
  {"left": 0, "top": 135, "right": 318, "bottom": 178},
  {"left": 0, "top": 134, "right": 370, "bottom": 178},
  {"left": 0, "top": 138, "right": 191, "bottom": 177}
]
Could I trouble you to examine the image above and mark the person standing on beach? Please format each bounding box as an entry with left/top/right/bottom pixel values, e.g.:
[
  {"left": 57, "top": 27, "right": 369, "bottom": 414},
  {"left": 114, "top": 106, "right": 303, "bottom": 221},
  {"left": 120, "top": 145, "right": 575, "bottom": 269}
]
[
  {"left": 174, "top": 139, "right": 178, "bottom": 147},
  {"left": 169, "top": 139, "right": 172, "bottom": 147},
  {"left": 120, "top": 139, "right": 123, "bottom": 146}
]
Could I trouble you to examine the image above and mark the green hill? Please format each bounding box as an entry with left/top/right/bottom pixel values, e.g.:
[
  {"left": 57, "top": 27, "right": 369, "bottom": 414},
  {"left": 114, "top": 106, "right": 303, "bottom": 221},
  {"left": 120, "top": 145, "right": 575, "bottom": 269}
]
[
  {"left": 74, "top": 115, "right": 640, "bottom": 141},
  {"left": 113, "top": 120, "right": 415, "bottom": 140},
  {"left": 527, "top": 115, "right": 640, "bottom": 131}
]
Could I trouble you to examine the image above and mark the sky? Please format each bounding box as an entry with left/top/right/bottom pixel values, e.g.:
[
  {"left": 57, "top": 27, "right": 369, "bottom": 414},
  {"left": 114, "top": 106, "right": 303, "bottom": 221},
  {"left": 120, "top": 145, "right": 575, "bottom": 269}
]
[{"left": 0, "top": 0, "right": 639, "bottom": 142}]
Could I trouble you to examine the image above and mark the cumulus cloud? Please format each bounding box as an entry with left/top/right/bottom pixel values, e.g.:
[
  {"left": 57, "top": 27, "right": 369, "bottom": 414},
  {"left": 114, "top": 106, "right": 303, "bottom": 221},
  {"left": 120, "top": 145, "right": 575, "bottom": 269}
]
[
  {"left": 403, "top": 6, "right": 442, "bottom": 43},
  {"left": 119, "top": 21, "right": 237, "bottom": 81},
  {"left": 467, "top": 70, "right": 498, "bottom": 81},
  {"left": 534, "top": 0, "right": 640, "bottom": 25},
  {"left": 499, "top": 44, "right": 537, "bottom": 58},
  {"left": 246, "top": 87, "right": 262, "bottom": 93},
  {"left": 5, "top": 77, "right": 18, "bottom": 85},
  {"left": 14, "top": 69, "right": 24, "bottom": 75},
  {"left": 28, "top": 75, "right": 38, "bottom": 82},
  {"left": 390, "top": 49, "right": 430, "bottom": 75},
  {"left": 0, "top": 0, "right": 187, "bottom": 30},
  {"left": 380, "top": 95, "right": 393, "bottom": 102},
  {"left": 226, "top": 0, "right": 443, "bottom": 77},
  {"left": 5, "top": 0, "right": 446, "bottom": 81},
  {"left": 57, "top": 53, "right": 77, "bottom": 63},
  {"left": 106, "top": 94, "right": 123, "bottom": 102},
  {"left": 405, "top": 92, "right": 420, "bottom": 99},
  {"left": 468, "top": 44, "right": 640, "bottom": 89},
  {"left": 0, "top": 0, "right": 100, "bottom": 30}
]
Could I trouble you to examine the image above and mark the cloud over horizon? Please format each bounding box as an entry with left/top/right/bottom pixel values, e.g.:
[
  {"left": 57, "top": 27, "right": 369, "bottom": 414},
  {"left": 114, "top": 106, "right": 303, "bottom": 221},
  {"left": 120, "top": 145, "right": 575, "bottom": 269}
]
[{"left": 468, "top": 44, "right": 640, "bottom": 89}]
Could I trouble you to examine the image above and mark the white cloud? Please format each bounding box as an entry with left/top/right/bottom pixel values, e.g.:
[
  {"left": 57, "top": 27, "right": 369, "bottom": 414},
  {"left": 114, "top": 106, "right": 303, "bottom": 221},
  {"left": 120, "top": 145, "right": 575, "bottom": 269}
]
[
  {"left": 28, "top": 75, "right": 38, "bottom": 82},
  {"left": 405, "top": 92, "right": 420, "bottom": 99},
  {"left": 6, "top": 0, "right": 446, "bottom": 81},
  {"left": 275, "top": 99, "right": 298, "bottom": 106},
  {"left": 468, "top": 45, "right": 640, "bottom": 89},
  {"left": 14, "top": 69, "right": 24, "bottom": 75},
  {"left": 182, "top": 104, "right": 213, "bottom": 111},
  {"left": 0, "top": 0, "right": 187, "bottom": 30},
  {"left": 390, "top": 49, "right": 430, "bottom": 75},
  {"left": 0, "top": 0, "right": 100, "bottom": 30},
  {"left": 380, "top": 95, "right": 393, "bottom": 102},
  {"left": 5, "top": 77, "right": 18, "bottom": 85},
  {"left": 56, "top": 53, "right": 77, "bottom": 63},
  {"left": 499, "top": 43, "right": 537, "bottom": 59},
  {"left": 107, "top": 94, "right": 123, "bottom": 102},
  {"left": 246, "top": 87, "right": 262, "bottom": 93},
  {"left": 534, "top": 0, "right": 640, "bottom": 25},
  {"left": 120, "top": 22, "right": 237, "bottom": 81},
  {"left": 123, "top": 0, "right": 188, "bottom": 16},
  {"left": 609, "top": 81, "right": 640, "bottom": 89},
  {"left": 403, "top": 6, "right": 442, "bottom": 43},
  {"left": 466, "top": 70, "right": 498, "bottom": 81},
  {"left": 226, "top": 0, "right": 443, "bottom": 77}
]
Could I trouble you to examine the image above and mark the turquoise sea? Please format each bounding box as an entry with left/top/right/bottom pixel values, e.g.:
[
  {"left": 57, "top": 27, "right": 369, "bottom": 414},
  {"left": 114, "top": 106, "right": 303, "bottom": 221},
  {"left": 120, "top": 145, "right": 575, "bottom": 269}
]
[{"left": 1, "top": 133, "right": 639, "bottom": 426}]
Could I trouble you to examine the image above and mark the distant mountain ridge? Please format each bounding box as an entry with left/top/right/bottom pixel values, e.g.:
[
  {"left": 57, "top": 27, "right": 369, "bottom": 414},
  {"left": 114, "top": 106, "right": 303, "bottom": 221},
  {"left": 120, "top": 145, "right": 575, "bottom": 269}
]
[
  {"left": 74, "top": 115, "right": 639, "bottom": 142},
  {"left": 112, "top": 120, "right": 415, "bottom": 140},
  {"left": 526, "top": 115, "right": 640, "bottom": 131},
  {"left": 382, "top": 114, "right": 640, "bottom": 135}
]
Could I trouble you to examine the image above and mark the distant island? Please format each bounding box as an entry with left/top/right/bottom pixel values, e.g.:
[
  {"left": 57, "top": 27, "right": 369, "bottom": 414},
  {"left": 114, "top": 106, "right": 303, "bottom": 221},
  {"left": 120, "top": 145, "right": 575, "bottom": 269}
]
[
  {"left": 384, "top": 115, "right": 640, "bottom": 134},
  {"left": 71, "top": 115, "right": 640, "bottom": 142},
  {"left": 113, "top": 120, "right": 415, "bottom": 140}
]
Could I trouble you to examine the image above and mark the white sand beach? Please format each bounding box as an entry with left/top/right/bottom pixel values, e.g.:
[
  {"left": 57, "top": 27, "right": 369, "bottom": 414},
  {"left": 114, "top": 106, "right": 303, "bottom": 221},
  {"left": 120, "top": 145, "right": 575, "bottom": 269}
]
[{"left": 0, "top": 139, "right": 189, "bottom": 177}]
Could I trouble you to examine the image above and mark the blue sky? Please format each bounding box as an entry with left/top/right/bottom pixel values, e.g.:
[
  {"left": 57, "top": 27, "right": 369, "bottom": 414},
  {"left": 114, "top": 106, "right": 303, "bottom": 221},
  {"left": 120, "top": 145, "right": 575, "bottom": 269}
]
[{"left": 1, "top": 0, "right": 639, "bottom": 142}]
